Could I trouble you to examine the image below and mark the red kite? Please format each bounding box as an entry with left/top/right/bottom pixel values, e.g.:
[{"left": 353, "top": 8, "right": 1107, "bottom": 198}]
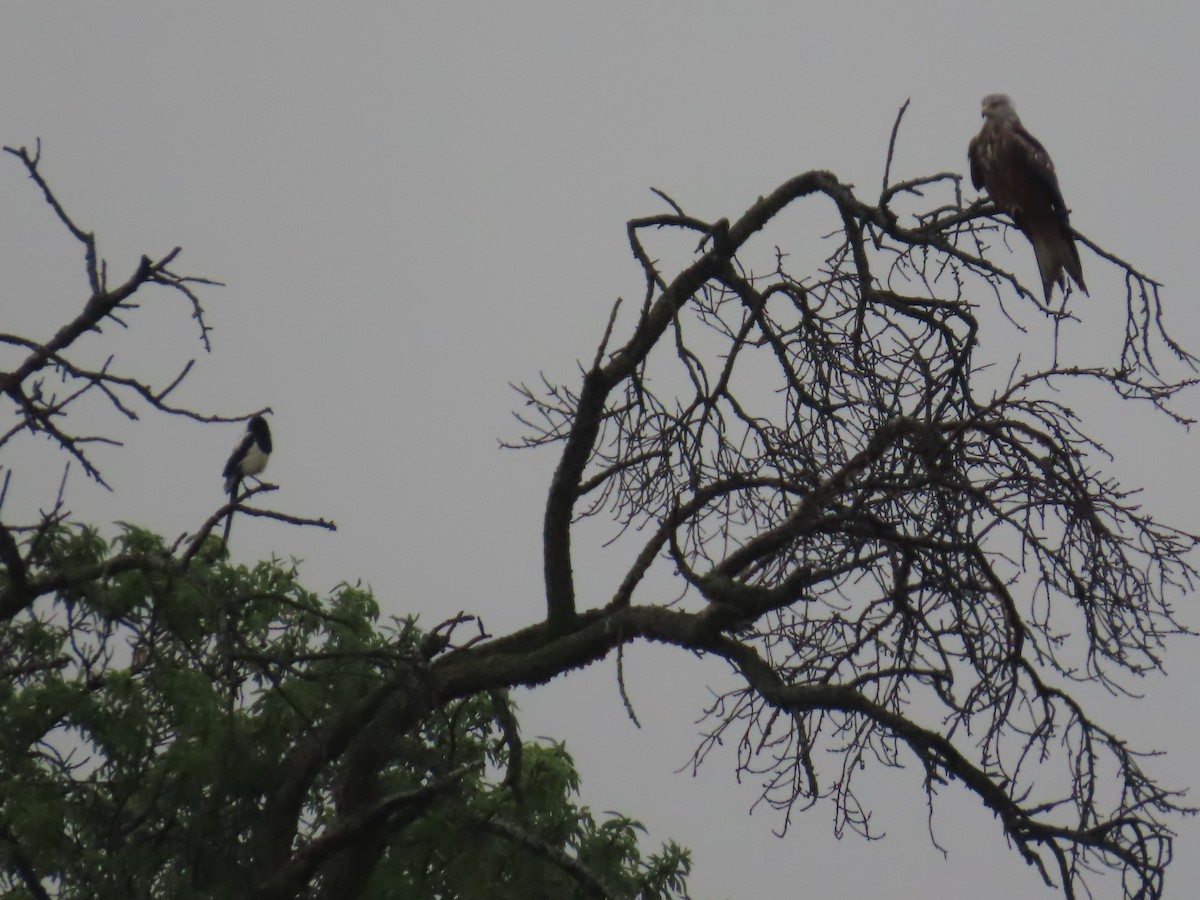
[{"left": 968, "top": 94, "right": 1087, "bottom": 302}]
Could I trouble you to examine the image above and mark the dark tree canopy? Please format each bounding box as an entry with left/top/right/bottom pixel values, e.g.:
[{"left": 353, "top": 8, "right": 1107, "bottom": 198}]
[
  {"left": 1, "top": 106, "right": 1196, "bottom": 900},
  {"left": 0, "top": 527, "right": 689, "bottom": 900}
]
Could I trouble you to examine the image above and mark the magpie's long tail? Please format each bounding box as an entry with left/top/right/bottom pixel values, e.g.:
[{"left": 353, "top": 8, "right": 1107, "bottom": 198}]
[{"left": 222, "top": 482, "right": 239, "bottom": 544}]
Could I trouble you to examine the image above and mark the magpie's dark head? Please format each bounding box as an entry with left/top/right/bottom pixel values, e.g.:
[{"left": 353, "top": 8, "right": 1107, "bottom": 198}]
[{"left": 248, "top": 415, "right": 272, "bottom": 452}]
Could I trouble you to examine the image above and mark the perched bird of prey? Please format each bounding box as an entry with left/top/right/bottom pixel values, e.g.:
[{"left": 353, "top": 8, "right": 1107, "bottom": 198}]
[
  {"left": 968, "top": 94, "right": 1087, "bottom": 302},
  {"left": 222, "top": 415, "right": 272, "bottom": 541}
]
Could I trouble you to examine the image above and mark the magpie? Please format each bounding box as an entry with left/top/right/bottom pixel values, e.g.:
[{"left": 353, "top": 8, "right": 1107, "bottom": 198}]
[{"left": 222, "top": 415, "right": 272, "bottom": 542}]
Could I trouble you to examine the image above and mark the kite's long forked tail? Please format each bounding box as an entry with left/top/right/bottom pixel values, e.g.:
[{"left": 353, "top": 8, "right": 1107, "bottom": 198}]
[{"left": 1026, "top": 217, "right": 1088, "bottom": 302}]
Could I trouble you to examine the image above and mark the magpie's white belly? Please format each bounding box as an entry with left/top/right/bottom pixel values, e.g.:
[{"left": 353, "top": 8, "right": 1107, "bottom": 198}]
[{"left": 241, "top": 444, "right": 269, "bottom": 477}]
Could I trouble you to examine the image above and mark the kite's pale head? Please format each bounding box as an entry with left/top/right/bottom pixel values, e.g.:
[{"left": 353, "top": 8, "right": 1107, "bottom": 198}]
[{"left": 980, "top": 94, "right": 1017, "bottom": 120}]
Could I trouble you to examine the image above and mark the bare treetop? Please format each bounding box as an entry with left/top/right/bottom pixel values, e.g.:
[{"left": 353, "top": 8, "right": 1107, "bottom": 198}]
[
  {"left": 507, "top": 108, "right": 1197, "bottom": 897},
  {"left": 0, "top": 142, "right": 232, "bottom": 488}
]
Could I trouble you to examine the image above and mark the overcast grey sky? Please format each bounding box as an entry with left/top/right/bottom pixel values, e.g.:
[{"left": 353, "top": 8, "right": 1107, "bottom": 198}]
[{"left": 3, "top": 3, "right": 1198, "bottom": 897}]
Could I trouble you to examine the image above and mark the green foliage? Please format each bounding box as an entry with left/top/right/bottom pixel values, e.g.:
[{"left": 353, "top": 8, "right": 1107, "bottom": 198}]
[{"left": 0, "top": 525, "right": 690, "bottom": 899}]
